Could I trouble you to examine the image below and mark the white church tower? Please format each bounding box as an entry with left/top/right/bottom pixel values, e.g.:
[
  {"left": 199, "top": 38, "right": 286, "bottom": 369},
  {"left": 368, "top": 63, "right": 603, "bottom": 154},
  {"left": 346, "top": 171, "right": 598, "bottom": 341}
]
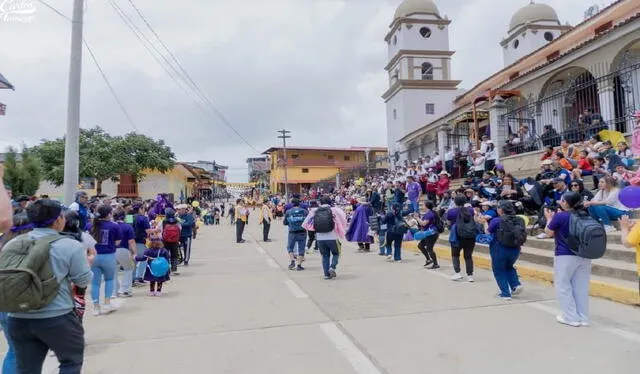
[
  {"left": 501, "top": 1, "right": 571, "bottom": 67},
  {"left": 383, "top": 0, "right": 461, "bottom": 159}
]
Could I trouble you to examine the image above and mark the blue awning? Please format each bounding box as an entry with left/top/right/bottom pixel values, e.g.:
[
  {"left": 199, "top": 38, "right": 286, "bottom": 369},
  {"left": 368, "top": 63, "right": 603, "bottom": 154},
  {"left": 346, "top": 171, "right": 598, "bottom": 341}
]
[{"left": 0, "top": 73, "right": 14, "bottom": 90}]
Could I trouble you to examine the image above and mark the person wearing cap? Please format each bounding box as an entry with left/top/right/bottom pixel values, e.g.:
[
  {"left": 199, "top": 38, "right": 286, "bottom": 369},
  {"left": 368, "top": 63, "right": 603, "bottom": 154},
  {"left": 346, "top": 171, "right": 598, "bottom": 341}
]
[
  {"left": 15, "top": 195, "right": 30, "bottom": 211},
  {"left": 7, "top": 199, "right": 93, "bottom": 373}
]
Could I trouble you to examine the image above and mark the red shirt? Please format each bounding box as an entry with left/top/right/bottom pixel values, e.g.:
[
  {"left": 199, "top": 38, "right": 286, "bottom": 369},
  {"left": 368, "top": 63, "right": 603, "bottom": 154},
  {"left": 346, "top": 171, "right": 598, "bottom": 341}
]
[{"left": 577, "top": 158, "right": 592, "bottom": 171}]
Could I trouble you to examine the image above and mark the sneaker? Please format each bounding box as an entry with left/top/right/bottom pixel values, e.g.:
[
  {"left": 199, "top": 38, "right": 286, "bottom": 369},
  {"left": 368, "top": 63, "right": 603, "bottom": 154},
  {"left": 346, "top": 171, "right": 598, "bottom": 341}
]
[
  {"left": 117, "top": 292, "right": 133, "bottom": 298},
  {"left": 428, "top": 264, "right": 440, "bottom": 269},
  {"left": 579, "top": 321, "right": 590, "bottom": 327},
  {"left": 296, "top": 265, "right": 305, "bottom": 271},
  {"left": 467, "top": 276, "right": 475, "bottom": 283},
  {"left": 512, "top": 285, "right": 524, "bottom": 296},
  {"left": 288, "top": 262, "right": 296, "bottom": 270},
  {"left": 148, "top": 291, "right": 156, "bottom": 297},
  {"left": 324, "top": 275, "right": 332, "bottom": 280},
  {"left": 394, "top": 260, "right": 402, "bottom": 263},
  {"left": 155, "top": 291, "right": 162, "bottom": 297},
  {"left": 386, "top": 255, "right": 393, "bottom": 261},
  {"left": 424, "top": 260, "right": 433, "bottom": 267},
  {"left": 603, "top": 225, "right": 616, "bottom": 233},
  {"left": 328, "top": 268, "right": 337, "bottom": 278},
  {"left": 536, "top": 233, "right": 549, "bottom": 239},
  {"left": 378, "top": 253, "right": 386, "bottom": 256},
  {"left": 495, "top": 292, "right": 512, "bottom": 300},
  {"left": 556, "top": 315, "right": 580, "bottom": 327},
  {"left": 451, "top": 273, "right": 463, "bottom": 281},
  {"left": 92, "top": 306, "right": 100, "bottom": 317},
  {"left": 101, "top": 303, "right": 118, "bottom": 315}
]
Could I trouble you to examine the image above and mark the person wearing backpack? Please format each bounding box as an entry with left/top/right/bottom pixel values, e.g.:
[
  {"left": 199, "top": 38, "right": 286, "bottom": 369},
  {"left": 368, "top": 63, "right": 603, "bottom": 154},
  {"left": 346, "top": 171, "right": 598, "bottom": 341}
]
[
  {"left": 2, "top": 199, "right": 93, "bottom": 374},
  {"left": 383, "top": 203, "right": 409, "bottom": 262},
  {"left": 302, "top": 195, "right": 347, "bottom": 279},
  {"left": 446, "top": 196, "right": 478, "bottom": 282},
  {"left": 545, "top": 191, "right": 600, "bottom": 327},
  {"left": 416, "top": 201, "right": 441, "bottom": 269},
  {"left": 134, "top": 234, "right": 171, "bottom": 296},
  {"left": 162, "top": 210, "right": 182, "bottom": 274},
  {"left": 284, "top": 198, "right": 309, "bottom": 271},
  {"left": 132, "top": 205, "right": 151, "bottom": 285},
  {"left": 488, "top": 201, "right": 525, "bottom": 301}
]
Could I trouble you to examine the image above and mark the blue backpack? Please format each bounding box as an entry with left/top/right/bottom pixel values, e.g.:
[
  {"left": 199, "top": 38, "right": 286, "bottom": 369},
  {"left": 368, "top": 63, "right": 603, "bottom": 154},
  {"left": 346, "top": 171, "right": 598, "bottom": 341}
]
[
  {"left": 286, "top": 207, "right": 307, "bottom": 232},
  {"left": 148, "top": 250, "right": 170, "bottom": 277}
]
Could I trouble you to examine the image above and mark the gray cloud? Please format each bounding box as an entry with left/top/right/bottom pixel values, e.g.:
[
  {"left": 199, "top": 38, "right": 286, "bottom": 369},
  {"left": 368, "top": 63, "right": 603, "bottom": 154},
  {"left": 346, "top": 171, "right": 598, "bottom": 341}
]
[{"left": 0, "top": 0, "right": 598, "bottom": 181}]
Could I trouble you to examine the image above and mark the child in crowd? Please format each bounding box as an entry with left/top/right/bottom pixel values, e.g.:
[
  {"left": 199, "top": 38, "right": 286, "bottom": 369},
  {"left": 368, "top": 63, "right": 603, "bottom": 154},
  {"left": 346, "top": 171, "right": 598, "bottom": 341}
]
[{"left": 135, "top": 234, "right": 171, "bottom": 296}]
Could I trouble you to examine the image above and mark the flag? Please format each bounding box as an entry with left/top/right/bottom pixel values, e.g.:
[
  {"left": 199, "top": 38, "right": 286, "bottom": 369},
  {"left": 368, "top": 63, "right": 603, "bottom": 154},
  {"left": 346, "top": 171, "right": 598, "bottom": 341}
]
[
  {"left": 0, "top": 73, "right": 14, "bottom": 90},
  {"left": 0, "top": 103, "right": 6, "bottom": 116}
]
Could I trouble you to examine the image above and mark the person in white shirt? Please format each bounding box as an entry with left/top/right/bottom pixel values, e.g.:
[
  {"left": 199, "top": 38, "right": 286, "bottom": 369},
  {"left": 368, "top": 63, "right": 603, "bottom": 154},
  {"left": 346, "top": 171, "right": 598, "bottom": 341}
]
[
  {"left": 583, "top": 176, "right": 629, "bottom": 232},
  {"left": 480, "top": 135, "right": 490, "bottom": 154},
  {"left": 484, "top": 141, "right": 497, "bottom": 172},
  {"left": 472, "top": 151, "right": 486, "bottom": 178},
  {"left": 444, "top": 146, "right": 455, "bottom": 176}
]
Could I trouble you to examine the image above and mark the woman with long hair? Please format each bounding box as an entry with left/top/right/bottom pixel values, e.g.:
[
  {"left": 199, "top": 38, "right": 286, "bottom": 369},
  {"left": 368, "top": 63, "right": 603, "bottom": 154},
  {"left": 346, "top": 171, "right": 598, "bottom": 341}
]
[
  {"left": 584, "top": 176, "right": 629, "bottom": 233},
  {"left": 90, "top": 204, "right": 122, "bottom": 316},
  {"left": 416, "top": 201, "right": 440, "bottom": 269},
  {"left": 446, "top": 196, "right": 477, "bottom": 282},
  {"left": 545, "top": 192, "right": 592, "bottom": 327}
]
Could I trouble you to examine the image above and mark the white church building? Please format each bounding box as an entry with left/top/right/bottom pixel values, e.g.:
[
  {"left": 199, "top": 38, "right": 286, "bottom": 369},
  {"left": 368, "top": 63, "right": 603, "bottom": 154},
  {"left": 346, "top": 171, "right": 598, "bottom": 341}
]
[{"left": 384, "top": 0, "right": 640, "bottom": 176}]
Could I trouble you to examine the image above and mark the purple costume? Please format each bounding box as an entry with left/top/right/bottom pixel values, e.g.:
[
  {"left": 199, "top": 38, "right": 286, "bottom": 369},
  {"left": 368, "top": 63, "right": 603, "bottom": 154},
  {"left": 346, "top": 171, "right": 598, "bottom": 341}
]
[{"left": 346, "top": 203, "right": 374, "bottom": 243}]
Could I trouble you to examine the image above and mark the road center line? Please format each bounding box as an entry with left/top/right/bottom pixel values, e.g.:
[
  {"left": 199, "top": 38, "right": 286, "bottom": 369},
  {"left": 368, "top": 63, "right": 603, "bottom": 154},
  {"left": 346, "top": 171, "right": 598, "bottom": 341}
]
[
  {"left": 527, "top": 302, "right": 640, "bottom": 344},
  {"left": 284, "top": 279, "right": 309, "bottom": 298},
  {"left": 265, "top": 258, "right": 279, "bottom": 269},
  {"left": 320, "top": 323, "right": 382, "bottom": 374}
]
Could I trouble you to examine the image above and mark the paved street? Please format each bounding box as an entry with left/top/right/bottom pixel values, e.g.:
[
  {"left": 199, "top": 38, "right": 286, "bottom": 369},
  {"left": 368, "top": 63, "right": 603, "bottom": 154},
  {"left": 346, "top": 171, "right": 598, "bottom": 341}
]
[{"left": 2, "top": 214, "right": 640, "bottom": 374}]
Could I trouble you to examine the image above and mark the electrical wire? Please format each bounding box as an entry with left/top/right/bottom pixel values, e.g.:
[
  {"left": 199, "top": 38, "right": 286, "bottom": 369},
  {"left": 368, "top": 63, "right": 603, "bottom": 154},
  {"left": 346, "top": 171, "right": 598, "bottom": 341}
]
[{"left": 36, "top": 0, "right": 139, "bottom": 132}]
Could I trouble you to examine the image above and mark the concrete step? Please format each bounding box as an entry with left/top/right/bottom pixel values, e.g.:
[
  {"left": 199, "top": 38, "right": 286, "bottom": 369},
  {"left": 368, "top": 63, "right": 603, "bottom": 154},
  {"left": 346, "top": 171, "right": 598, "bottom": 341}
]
[
  {"left": 524, "top": 237, "right": 635, "bottom": 262},
  {"left": 434, "top": 236, "right": 638, "bottom": 283}
]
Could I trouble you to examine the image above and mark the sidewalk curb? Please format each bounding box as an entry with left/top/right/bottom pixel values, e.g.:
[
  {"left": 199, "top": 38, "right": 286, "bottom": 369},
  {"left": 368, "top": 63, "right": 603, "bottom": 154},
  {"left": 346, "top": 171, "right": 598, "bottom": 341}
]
[{"left": 403, "top": 242, "right": 640, "bottom": 306}]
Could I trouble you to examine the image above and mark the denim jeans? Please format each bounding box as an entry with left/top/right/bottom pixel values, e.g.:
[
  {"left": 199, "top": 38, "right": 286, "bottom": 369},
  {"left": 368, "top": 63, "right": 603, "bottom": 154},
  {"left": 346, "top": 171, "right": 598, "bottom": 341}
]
[
  {"left": 385, "top": 232, "right": 403, "bottom": 261},
  {"left": 134, "top": 242, "right": 147, "bottom": 280},
  {"left": 9, "top": 312, "right": 84, "bottom": 374},
  {"left": 490, "top": 243, "right": 521, "bottom": 297},
  {"left": 114, "top": 248, "right": 134, "bottom": 296},
  {"left": 180, "top": 236, "right": 192, "bottom": 264},
  {"left": 554, "top": 255, "right": 591, "bottom": 324},
  {"left": 287, "top": 232, "right": 307, "bottom": 257},
  {"left": 378, "top": 228, "right": 387, "bottom": 255},
  {"left": 0, "top": 312, "right": 17, "bottom": 374},
  {"left": 91, "top": 253, "right": 117, "bottom": 304},
  {"left": 408, "top": 200, "right": 419, "bottom": 213},
  {"left": 588, "top": 205, "right": 627, "bottom": 226},
  {"left": 317, "top": 240, "right": 340, "bottom": 277}
]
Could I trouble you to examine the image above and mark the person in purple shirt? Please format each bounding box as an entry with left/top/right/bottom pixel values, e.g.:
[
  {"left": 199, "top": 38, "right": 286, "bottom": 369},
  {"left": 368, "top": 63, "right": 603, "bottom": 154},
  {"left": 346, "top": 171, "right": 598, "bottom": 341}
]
[
  {"left": 487, "top": 201, "right": 523, "bottom": 300},
  {"left": 406, "top": 176, "right": 422, "bottom": 213},
  {"left": 416, "top": 201, "right": 441, "bottom": 269},
  {"left": 544, "top": 191, "right": 592, "bottom": 327},
  {"left": 132, "top": 205, "right": 151, "bottom": 284},
  {"left": 113, "top": 209, "right": 136, "bottom": 298},
  {"left": 89, "top": 204, "right": 122, "bottom": 316}
]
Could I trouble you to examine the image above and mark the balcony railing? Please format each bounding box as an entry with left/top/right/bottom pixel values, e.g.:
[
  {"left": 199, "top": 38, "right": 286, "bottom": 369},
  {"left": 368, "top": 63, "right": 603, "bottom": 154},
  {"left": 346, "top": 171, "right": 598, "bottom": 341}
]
[
  {"left": 279, "top": 158, "right": 364, "bottom": 168},
  {"left": 117, "top": 183, "right": 138, "bottom": 197}
]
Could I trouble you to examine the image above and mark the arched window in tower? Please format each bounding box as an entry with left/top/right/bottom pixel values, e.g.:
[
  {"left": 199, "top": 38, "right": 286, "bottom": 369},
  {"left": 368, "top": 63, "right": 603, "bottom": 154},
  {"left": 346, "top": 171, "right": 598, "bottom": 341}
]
[
  {"left": 544, "top": 32, "right": 554, "bottom": 42},
  {"left": 419, "top": 27, "right": 431, "bottom": 38},
  {"left": 421, "top": 63, "right": 433, "bottom": 80}
]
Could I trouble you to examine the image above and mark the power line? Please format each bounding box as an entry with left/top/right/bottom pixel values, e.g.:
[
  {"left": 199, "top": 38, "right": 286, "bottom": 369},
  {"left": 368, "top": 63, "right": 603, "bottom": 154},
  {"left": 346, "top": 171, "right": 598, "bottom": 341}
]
[
  {"left": 122, "top": 0, "right": 261, "bottom": 154},
  {"left": 36, "top": 0, "right": 139, "bottom": 132}
]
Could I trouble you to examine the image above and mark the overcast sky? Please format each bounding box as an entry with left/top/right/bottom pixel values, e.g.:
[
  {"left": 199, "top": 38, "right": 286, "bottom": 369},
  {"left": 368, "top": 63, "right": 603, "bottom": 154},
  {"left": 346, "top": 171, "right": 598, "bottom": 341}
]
[{"left": 0, "top": 0, "right": 606, "bottom": 182}]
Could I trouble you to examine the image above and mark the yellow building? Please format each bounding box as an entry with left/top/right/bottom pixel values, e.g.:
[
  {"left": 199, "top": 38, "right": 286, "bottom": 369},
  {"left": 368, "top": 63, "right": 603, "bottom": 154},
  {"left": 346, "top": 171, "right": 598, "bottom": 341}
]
[{"left": 263, "top": 146, "right": 388, "bottom": 193}]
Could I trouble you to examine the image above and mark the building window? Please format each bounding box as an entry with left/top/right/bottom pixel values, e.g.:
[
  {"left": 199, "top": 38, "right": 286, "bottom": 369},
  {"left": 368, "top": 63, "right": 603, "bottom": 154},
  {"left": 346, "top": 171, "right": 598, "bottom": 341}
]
[
  {"left": 327, "top": 155, "right": 334, "bottom": 160},
  {"left": 393, "top": 35, "right": 397, "bottom": 45},
  {"left": 290, "top": 154, "right": 299, "bottom": 159},
  {"left": 301, "top": 168, "right": 309, "bottom": 173},
  {"left": 425, "top": 103, "right": 435, "bottom": 115},
  {"left": 344, "top": 156, "right": 350, "bottom": 161},
  {"left": 421, "top": 62, "right": 433, "bottom": 80},
  {"left": 513, "top": 39, "right": 519, "bottom": 49},
  {"left": 419, "top": 27, "right": 431, "bottom": 38},
  {"left": 544, "top": 31, "right": 554, "bottom": 42},
  {"left": 393, "top": 109, "right": 397, "bottom": 119}
]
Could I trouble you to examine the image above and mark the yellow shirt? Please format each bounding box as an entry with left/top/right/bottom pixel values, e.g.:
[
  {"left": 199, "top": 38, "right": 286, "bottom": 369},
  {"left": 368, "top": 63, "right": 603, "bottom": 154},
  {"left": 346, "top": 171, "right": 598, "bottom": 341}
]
[
  {"left": 235, "top": 206, "right": 248, "bottom": 223},
  {"left": 626, "top": 222, "right": 640, "bottom": 275},
  {"left": 261, "top": 205, "right": 273, "bottom": 223}
]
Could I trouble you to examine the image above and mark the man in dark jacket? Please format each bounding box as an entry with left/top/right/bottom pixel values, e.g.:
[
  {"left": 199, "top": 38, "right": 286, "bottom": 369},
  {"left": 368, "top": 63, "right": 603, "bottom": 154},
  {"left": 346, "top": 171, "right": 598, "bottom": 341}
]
[{"left": 177, "top": 204, "right": 195, "bottom": 266}]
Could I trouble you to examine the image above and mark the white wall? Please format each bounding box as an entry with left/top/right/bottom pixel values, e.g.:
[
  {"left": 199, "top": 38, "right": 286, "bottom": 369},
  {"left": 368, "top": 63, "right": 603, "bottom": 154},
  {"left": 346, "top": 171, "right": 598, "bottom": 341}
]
[
  {"left": 503, "top": 24, "right": 561, "bottom": 66},
  {"left": 400, "top": 89, "right": 457, "bottom": 136},
  {"left": 386, "top": 94, "right": 405, "bottom": 154}
]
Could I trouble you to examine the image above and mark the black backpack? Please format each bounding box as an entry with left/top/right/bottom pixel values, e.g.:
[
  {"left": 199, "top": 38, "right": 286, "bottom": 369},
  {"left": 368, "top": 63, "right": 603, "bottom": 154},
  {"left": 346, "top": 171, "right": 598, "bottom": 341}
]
[
  {"left": 562, "top": 212, "right": 607, "bottom": 259},
  {"left": 435, "top": 216, "right": 445, "bottom": 234},
  {"left": 314, "top": 207, "right": 335, "bottom": 233},
  {"left": 455, "top": 210, "right": 477, "bottom": 239},
  {"left": 496, "top": 215, "right": 527, "bottom": 247}
]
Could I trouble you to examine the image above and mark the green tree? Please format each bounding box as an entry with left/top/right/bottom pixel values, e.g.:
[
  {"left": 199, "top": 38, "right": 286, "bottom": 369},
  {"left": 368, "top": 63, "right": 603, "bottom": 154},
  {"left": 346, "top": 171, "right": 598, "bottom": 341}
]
[
  {"left": 3, "top": 146, "right": 41, "bottom": 196},
  {"left": 34, "top": 127, "right": 175, "bottom": 195}
]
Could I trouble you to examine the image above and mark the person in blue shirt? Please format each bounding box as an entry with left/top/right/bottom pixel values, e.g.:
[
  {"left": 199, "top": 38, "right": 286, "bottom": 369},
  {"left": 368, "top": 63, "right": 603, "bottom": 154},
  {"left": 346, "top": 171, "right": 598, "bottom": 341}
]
[
  {"left": 8, "top": 199, "right": 93, "bottom": 374},
  {"left": 488, "top": 201, "right": 524, "bottom": 301},
  {"left": 284, "top": 198, "right": 308, "bottom": 271},
  {"left": 176, "top": 204, "right": 195, "bottom": 266}
]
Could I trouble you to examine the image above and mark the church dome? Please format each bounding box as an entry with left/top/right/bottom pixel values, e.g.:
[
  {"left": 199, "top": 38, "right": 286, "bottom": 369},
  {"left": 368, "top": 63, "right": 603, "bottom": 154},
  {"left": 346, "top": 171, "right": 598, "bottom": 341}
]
[
  {"left": 509, "top": 2, "right": 559, "bottom": 31},
  {"left": 394, "top": 0, "right": 440, "bottom": 20}
]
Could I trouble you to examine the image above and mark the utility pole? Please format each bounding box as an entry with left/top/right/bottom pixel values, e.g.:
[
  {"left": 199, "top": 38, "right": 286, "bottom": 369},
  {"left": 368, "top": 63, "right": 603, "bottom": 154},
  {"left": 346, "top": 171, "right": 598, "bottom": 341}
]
[
  {"left": 277, "top": 129, "right": 291, "bottom": 198},
  {"left": 63, "top": 0, "right": 85, "bottom": 206}
]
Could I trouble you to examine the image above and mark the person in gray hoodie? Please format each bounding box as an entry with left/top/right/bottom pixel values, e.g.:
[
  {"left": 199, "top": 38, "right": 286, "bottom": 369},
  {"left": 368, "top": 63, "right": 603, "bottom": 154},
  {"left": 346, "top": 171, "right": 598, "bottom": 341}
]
[{"left": 7, "top": 199, "right": 93, "bottom": 374}]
